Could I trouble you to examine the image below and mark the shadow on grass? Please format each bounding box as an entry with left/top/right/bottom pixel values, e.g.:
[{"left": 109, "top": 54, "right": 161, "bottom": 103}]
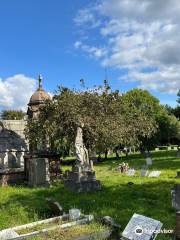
[
  {"left": 95, "top": 150, "right": 180, "bottom": 171},
  {"left": 1, "top": 180, "right": 176, "bottom": 231}
]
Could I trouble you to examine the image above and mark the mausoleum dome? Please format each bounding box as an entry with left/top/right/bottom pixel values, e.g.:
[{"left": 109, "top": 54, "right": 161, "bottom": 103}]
[
  {"left": 28, "top": 75, "right": 51, "bottom": 106},
  {"left": 29, "top": 88, "right": 50, "bottom": 105}
]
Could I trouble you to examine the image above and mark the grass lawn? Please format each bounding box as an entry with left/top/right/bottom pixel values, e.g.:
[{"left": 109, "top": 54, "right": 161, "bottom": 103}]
[{"left": 0, "top": 150, "right": 179, "bottom": 239}]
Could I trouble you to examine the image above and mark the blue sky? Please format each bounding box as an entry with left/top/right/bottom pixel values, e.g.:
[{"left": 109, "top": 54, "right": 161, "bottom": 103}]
[{"left": 0, "top": 0, "right": 179, "bottom": 110}]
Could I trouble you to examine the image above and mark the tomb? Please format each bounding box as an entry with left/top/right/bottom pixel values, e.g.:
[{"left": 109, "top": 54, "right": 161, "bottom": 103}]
[{"left": 122, "top": 213, "right": 162, "bottom": 240}]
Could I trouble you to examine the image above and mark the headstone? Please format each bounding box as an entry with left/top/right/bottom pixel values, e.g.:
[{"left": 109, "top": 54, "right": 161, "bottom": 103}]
[
  {"left": 148, "top": 171, "right": 161, "bottom": 178},
  {"left": 140, "top": 170, "right": 149, "bottom": 177},
  {"left": 46, "top": 198, "right": 63, "bottom": 216},
  {"left": 64, "top": 124, "right": 101, "bottom": 193},
  {"left": 177, "top": 149, "right": 180, "bottom": 158},
  {"left": 69, "top": 209, "right": 81, "bottom": 220},
  {"left": 127, "top": 169, "right": 135, "bottom": 176},
  {"left": 28, "top": 157, "right": 50, "bottom": 187},
  {"left": 122, "top": 213, "right": 163, "bottom": 240},
  {"left": 146, "top": 157, "right": 152, "bottom": 166},
  {"left": 171, "top": 184, "right": 180, "bottom": 210},
  {"left": 0, "top": 229, "right": 19, "bottom": 239}
]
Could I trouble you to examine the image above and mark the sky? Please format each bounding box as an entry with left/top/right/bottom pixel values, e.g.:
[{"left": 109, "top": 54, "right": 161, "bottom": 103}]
[{"left": 0, "top": 0, "right": 180, "bottom": 110}]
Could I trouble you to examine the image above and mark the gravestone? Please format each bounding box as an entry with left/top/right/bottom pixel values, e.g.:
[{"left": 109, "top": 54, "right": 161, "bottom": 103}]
[
  {"left": 172, "top": 184, "right": 180, "bottom": 210},
  {"left": 64, "top": 124, "right": 101, "bottom": 193},
  {"left": 122, "top": 213, "right": 162, "bottom": 240},
  {"left": 148, "top": 171, "right": 161, "bottom": 178},
  {"left": 46, "top": 198, "right": 63, "bottom": 216},
  {"left": 69, "top": 209, "right": 81, "bottom": 220},
  {"left": 127, "top": 169, "right": 135, "bottom": 176},
  {"left": 140, "top": 170, "right": 149, "bottom": 177},
  {"left": 177, "top": 149, "right": 180, "bottom": 158},
  {"left": 146, "top": 157, "right": 152, "bottom": 166},
  {"left": 28, "top": 157, "right": 50, "bottom": 187}
]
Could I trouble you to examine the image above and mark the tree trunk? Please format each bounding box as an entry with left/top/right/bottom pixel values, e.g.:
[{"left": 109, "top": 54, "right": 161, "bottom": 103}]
[{"left": 104, "top": 149, "right": 108, "bottom": 160}]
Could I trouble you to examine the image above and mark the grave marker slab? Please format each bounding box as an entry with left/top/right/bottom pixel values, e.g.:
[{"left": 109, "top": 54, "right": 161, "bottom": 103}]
[
  {"left": 172, "top": 184, "right": 180, "bottom": 210},
  {"left": 148, "top": 171, "right": 161, "bottom": 178},
  {"left": 127, "top": 169, "right": 136, "bottom": 176},
  {"left": 140, "top": 170, "right": 149, "bottom": 177},
  {"left": 69, "top": 209, "right": 81, "bottom": 220},
  {"left": 146, "top": 157, "right": 152, "bottom": 166},
  {"left": 122, "top": 213, "right": 162, "bottom": 240}
]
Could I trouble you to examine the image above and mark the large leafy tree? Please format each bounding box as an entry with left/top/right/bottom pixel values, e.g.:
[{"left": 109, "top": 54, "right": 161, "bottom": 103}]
[{"left": 25, "top": 86, "right": 158, "bottom": 157}]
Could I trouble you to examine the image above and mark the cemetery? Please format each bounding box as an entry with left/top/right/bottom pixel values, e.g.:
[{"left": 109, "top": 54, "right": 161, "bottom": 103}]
[{"left": 0, "top": 76, "right": 179, "bottom": 240}]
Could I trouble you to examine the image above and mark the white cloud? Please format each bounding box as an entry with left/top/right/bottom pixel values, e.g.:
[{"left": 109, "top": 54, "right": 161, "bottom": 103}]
[
  {"left": 74, "top": 0, "right": 180, "bottom": 94},
  {"left": 0, "top": 74, "right": 36, "bottom": 111},
  {"left": 74, "top": 41, "right": 107, "bottom": 59}
]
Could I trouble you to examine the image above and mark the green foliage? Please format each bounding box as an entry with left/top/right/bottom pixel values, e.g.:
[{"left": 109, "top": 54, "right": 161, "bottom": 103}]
[
  {"left": 25, "top": 86, "right": 158, "bottom": 155},
  {"left": 177, "top": 89, "right": 180, "bottom": 104},
  {"left": 1, "top": 110, "right": 26, "bottom": 120}
]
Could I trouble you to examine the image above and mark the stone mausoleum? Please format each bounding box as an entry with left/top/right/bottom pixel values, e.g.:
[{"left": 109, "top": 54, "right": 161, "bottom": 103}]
[{"left": 0, "top": 75, "right": 51, "bottom": 186}]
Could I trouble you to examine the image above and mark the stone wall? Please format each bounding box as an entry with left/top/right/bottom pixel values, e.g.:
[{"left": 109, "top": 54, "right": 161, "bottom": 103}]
[{"left": 0, "top": 120, "right": 28, "bottom": 169}]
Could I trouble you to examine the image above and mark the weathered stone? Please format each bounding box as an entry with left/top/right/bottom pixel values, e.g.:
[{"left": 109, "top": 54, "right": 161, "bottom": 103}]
[
  {"left": 146, "top": 157, "right": 152, "bottom": 166},
  {"left": 148, "top": 171, "right": 161, "bottom": 178},
  {"left": 122, "top": 213, "right": 162, "bottom": 240},
  {"left": 0, "top": 229, "right": 19, "bottom": 239},
  {"left": 64, "top": 125, "right": 101, "bottom": 193},
  {"left": 177, "top": 149, "right": 180, "bottom": 158},
  {"left": 28, "top": 157, "right": 50, "bottom": 187},
  {"left": 46, "top": 198, "right": 63, "bottom": 216},
  {"left": 69, "top": 209, "right": 81, "bottom": 220},
  {"left": 126, "top": 169, "right": 135, "bottom": 176},
  {"left": 140, "top": 170, "right": 149, "bottom": 177},
  {"left": 172, "top": 184, "right": 180, "bottom": 210},
  {"left": 0, "top": 168, "right": 25, "bottom": 186}
]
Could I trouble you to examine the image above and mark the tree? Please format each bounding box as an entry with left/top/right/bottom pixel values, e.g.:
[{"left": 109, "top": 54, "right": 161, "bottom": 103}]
[
  {"left": 177, "top": 89, "right": 180, "bottom": 104},
  {"left": 25, "top": 86, "right": 157, "bottom": 158},
  {"left": 1, "top": 110, "right": 26, "bottom": 120}
]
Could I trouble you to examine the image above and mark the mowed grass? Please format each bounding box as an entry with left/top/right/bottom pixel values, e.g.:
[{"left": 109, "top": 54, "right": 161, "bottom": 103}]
[{"left": 0, "top": 150, "right": 179, "bottom": 239}]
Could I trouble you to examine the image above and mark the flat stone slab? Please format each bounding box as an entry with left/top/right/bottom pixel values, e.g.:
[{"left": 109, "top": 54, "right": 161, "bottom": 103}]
[
  {"left": 122, "top": 213, "right": 162, "bottom": 240},
  {"left": 127, "top": 169, "right": 136, "bottom": 176},
  {"left": 0, "top": 229, "right": 19, "bottom": 239},
  {"left": 148, "top": 171, "right": 161, "bottom": 178}
]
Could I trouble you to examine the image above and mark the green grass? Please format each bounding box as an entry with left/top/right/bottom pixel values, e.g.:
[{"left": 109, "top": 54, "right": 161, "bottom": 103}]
[{"left": 0, "top": 150, "right": 179, "bottom": 239}]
